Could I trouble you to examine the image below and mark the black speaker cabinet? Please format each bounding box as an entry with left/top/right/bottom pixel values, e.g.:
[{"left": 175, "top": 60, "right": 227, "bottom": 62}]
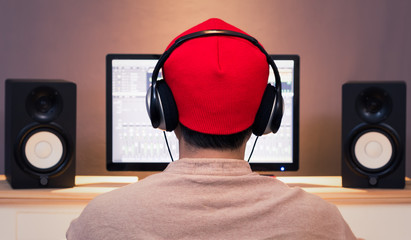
[
  {"left": 342, "top": 81, "right": 406, "bottom": 188},
  {"left": 5, "top": 79, "right": 76, "bottom": 188}
]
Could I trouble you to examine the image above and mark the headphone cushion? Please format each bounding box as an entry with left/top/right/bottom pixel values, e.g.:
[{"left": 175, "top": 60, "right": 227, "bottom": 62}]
[
  {"left": 270, "top": 93, "right": 283, "bottom": 134},
  {"left": 156, "top": 81, "right": 179, "bottom": 131},
  {"left": 252, "top": 84, "right": 276, "bottom": 136}
]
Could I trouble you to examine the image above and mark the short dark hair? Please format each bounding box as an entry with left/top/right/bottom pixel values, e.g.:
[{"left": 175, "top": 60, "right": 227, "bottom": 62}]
[{"left": 180, "top": 124, "right": 252, "bottom": 150}]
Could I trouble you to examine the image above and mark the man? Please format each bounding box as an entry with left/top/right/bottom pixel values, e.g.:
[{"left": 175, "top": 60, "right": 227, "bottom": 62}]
[{"left": 67, "top": 18, "right": 357, "bottom": 239}]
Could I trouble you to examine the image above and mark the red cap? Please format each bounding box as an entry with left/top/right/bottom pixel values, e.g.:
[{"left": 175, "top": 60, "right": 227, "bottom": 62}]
[{"left": 163, "top": 18, "right": 268, "bottom": 134}]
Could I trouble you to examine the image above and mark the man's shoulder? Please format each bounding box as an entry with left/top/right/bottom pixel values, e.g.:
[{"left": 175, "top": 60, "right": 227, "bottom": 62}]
[
  {"left": 90, "top": 172, "right": 165, "bottom": 204},
  {"left": 258, "top": 178, "right": 343, "bottom": 220}
]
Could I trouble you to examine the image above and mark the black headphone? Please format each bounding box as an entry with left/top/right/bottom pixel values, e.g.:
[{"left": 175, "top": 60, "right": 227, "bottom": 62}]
[{"left": 146, "top": 29, "right": 283, "bottom": 136}]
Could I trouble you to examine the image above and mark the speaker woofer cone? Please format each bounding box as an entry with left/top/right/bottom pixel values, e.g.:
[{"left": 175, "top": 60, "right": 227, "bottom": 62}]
[
  {"left": 17, "top": 125, "right": 69, "bottom": 175},
  {"left": 348, "top": 125, "right": 400, "bottom": 176},
  {"left": 24, "top": 131, "right": 64, "bottom": 170}
]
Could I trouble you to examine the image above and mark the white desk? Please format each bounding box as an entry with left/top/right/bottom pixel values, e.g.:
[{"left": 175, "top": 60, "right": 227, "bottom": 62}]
[{"left": 1, "top": 175, "right": 410, "bottom": 240}]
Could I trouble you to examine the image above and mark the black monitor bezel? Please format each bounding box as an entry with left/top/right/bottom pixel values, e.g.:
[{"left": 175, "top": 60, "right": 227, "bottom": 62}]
[{"left": 106, "top": 54, "right": 299, "bottom": 172}]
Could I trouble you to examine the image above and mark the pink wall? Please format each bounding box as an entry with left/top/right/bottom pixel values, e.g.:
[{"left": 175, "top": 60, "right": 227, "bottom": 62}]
[{"left": 1, "top": 0, "right": 410, "bottom": 177}]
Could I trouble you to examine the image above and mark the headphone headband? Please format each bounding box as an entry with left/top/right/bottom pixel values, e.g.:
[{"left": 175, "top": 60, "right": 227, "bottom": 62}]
[{"left": 151, "top": 29, "right": 282, "bottom": 95}]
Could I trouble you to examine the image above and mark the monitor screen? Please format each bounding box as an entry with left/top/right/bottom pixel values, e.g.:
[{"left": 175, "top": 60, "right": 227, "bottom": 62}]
[{"left": 106, "top": 54, "right": 299, "bottom": 172}]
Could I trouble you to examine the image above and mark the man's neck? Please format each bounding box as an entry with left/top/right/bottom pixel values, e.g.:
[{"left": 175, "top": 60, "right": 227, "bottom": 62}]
[
  {"left": 178, "top": 139, "right": 246, "bottom": 160},
  {"left": 174, "top": 125, "right": 249, "bottom": 160}
]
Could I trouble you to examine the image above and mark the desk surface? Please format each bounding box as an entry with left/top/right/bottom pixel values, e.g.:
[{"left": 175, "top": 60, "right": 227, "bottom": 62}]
[{"left": 1, "top": 175, "right": 410, "bottom": 205}]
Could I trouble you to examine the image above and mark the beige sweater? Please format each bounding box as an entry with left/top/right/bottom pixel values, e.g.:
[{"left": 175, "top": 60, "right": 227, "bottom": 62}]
[{"left": 67, "top": 158, "right": 357, "bottom": 239}]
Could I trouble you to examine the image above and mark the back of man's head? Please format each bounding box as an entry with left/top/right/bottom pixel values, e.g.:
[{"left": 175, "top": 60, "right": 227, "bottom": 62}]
[
  {"left": 156, "top": 18, "right": 275, "bottom": 151},
  {"left": 163, "top": 18, "right": 270, "bottom": 137}
]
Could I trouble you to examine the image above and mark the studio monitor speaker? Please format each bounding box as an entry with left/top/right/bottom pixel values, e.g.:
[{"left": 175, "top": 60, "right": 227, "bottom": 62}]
[
  {"left": 342, "top": 81, "right": 406, "bottom": 188},
  {"left": 5, "top": 79, "right": 76, "bottom": 188}
]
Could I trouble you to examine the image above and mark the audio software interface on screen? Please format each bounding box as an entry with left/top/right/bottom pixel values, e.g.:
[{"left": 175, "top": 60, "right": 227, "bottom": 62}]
[{"left": 106, "top": 54, "right": 299, "bottom": 172}]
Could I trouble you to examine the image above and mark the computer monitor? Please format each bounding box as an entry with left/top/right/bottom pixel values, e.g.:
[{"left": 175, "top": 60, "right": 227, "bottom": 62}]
[{"left": 106, "top": 54, "right": 299, "bottom": 172}]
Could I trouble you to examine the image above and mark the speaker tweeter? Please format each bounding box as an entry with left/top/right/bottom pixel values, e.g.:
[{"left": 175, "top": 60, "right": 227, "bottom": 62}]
[{"left": 26, "top": 86, "right": 63, "bottom": 123}]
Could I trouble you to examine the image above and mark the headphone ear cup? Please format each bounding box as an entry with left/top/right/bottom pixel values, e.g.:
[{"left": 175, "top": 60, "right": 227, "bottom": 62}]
[
  {"left": 150, "top": 81, "right": 178, "bottom": 131},
  {"left": 252, "top": 84, "right": 282, "bottom": 136},
  {"left": 270, "top": 91, "right": 284, "bottom": 134}
]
